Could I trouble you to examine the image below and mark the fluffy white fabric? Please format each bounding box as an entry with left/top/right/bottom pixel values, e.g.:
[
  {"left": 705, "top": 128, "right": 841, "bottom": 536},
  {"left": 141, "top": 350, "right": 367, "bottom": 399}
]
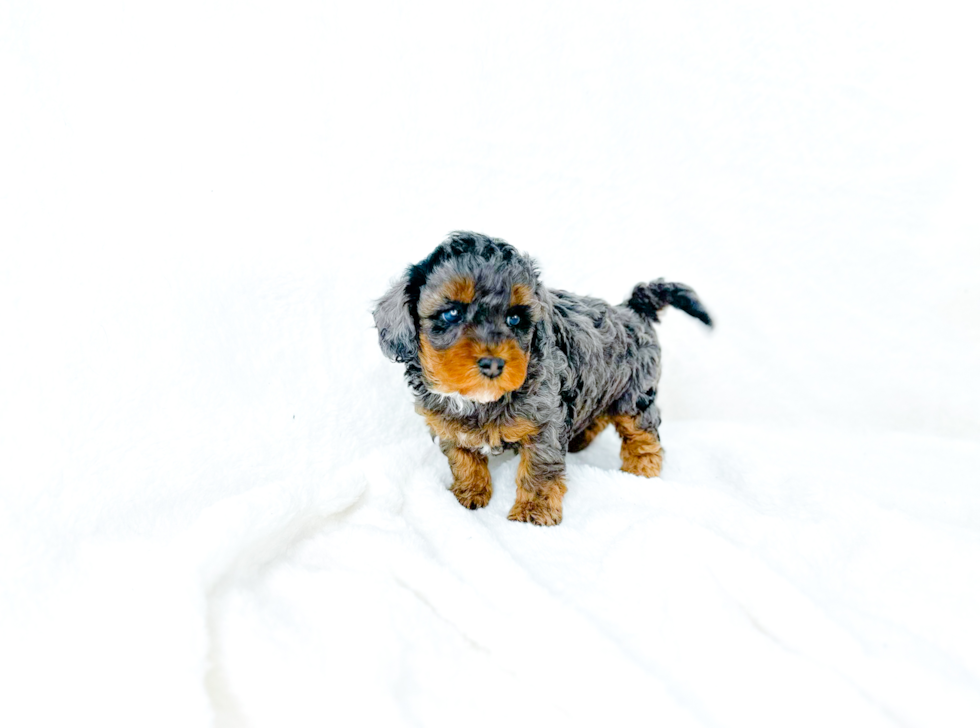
[{"left": 2, "top": 2, "right": 979, "bottom": 726}]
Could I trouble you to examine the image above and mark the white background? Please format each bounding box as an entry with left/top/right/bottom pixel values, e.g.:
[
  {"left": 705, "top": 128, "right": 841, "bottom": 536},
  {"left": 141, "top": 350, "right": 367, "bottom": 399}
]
[{"left": 2, "top": 2, "right": 979, "bottom": 726}]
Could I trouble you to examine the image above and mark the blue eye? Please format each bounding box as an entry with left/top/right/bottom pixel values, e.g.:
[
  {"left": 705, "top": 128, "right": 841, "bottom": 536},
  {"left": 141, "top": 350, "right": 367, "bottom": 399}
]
[
  {"left": 441, "top": 308, "right": 462, "bottom": 324},
  {"left": 506, "top": 313, "right": 522, "bottom": 327}
]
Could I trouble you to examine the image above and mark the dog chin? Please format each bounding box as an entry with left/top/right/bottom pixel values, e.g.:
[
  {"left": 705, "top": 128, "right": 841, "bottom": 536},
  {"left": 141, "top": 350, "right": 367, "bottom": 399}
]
[
  {"left": 465, "top": 389, "right": 503, "bottom": 403},
  {"left": 430, "top": 389, "right": 502, "bottom": 411}
]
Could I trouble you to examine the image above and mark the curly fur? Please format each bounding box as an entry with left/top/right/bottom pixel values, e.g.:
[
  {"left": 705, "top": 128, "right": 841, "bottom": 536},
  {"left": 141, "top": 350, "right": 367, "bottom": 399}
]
[{"left": 373, "top": 231, "right": 712, "bottom": 525}]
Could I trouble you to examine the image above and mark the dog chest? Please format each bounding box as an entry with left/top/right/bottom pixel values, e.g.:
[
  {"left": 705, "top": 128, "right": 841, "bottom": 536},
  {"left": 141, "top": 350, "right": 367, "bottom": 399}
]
[{"left": 419, "top": 408, "right": 538, "bottom": 451}]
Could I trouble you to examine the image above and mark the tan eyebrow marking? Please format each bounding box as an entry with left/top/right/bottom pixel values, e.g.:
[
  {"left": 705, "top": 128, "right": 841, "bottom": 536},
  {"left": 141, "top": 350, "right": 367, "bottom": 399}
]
[
  {"left": 510, "top": 284, "right": 533, "bottom": 307},
  {"left": 418, "top": 277, "right": 476, "bottom": 318},
  {"left": 446, "top": 277, "right": 476, "bottom": 304}
]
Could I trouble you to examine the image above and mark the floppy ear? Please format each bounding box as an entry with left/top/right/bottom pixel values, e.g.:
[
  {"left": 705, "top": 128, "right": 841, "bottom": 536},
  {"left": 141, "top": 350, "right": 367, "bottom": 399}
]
[{"left": 373, "top": 272, "right": 418, "bottom": 362}]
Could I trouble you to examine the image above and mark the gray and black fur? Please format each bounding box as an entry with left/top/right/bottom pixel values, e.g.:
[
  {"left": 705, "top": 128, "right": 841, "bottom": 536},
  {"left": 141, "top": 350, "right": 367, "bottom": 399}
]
[{"left": 374, "top": 231, "right": 712, "bottom": 524}]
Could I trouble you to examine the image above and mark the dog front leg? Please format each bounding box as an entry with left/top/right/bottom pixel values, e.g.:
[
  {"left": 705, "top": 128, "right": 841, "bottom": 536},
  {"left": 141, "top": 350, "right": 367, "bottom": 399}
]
[
  {"left": 508, "top": 436, "right": 567, "bottom": 526},
  {"left": 441, "top": 441, "right": 493, "bottom": 510}
]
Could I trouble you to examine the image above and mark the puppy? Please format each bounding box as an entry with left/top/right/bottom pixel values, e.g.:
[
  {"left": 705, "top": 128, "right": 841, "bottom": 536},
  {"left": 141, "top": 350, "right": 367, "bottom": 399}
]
[{"left": 373, "top": 231, "right": 712, "bottom": 526}]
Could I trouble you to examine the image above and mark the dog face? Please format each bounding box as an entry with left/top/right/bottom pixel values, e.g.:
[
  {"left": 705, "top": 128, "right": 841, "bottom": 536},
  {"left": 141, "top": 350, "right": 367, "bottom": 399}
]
[
  {"left": 374, "top": 232, "right": 543, "bottom": 403},
  {"left": 416, "top": 265, "right": 536, "bottom": 402}
]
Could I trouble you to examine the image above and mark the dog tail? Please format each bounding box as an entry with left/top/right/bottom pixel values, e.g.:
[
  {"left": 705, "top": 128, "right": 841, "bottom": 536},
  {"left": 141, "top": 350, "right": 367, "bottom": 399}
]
[{"left": 627, "top": 279, "right": 713, "bottom": 327}]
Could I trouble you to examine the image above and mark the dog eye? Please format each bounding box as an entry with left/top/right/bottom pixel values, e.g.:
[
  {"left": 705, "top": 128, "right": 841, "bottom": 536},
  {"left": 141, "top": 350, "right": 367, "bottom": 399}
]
[
  {"left": 506, "top": 313, "right": 522, "bottom": 327},
  {"left": 441, "top": 308, "right": 462, "bottom": 324}
]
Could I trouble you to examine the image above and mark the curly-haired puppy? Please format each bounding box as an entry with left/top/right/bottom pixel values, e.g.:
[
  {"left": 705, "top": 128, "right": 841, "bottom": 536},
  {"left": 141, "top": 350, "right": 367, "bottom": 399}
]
[{"left": 374, "top": 231, "right": 712, "bottom": 526}]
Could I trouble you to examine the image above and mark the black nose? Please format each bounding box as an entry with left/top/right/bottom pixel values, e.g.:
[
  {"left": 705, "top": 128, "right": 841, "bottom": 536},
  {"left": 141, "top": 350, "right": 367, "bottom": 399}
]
[{"left": 477, "top": 357, "right": 506, "bottom": 379}]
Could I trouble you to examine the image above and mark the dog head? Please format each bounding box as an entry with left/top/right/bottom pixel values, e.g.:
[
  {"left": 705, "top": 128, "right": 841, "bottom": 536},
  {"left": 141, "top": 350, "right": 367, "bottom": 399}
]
[{"left": 374, "top": 231, "right": 545, "bottom": 403}]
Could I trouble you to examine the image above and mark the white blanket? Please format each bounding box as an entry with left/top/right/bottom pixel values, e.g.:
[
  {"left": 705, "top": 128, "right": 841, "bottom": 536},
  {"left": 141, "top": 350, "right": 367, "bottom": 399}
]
[{"left": 3, "top": 2, "right": 979, "bottom": 726}]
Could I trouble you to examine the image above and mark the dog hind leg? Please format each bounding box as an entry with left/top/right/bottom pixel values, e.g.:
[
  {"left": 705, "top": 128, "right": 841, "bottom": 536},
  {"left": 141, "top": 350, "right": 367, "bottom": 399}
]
[
  {"left": 611, "top": 413, "right": 663, "bottom": 478},
  {"left": 568, "top": 414, "right": 610, "bottom": 453}
]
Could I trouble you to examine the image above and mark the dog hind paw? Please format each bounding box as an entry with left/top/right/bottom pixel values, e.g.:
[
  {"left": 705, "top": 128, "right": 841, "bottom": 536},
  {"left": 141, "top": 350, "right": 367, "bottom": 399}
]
[{"left": 621, "top": 450, "right": 663, "bottom": 478}]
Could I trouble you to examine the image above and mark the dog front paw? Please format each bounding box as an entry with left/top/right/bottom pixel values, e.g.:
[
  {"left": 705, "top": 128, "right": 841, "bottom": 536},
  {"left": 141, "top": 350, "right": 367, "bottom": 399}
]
[
  {"left": 451, "top": 481, "right": 493, "bottom": 510},
  {"left": 507, "top": 479, "right": 566, "bottom": 526},
  {"left": 621, "top": 449, "right": 663, "bottom": 478},
  {"left": 507, "top": 498, "right": 562, "bottom": 526}
]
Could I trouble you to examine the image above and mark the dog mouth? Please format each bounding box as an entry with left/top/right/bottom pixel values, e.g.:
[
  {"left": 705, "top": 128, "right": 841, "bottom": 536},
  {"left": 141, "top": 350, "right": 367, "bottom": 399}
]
[
  {"left": 447, "top": 358, "right": 526, "bottom": 402},
  {"left": 419, "top": 337, "right": 528, "bottom": 403}
]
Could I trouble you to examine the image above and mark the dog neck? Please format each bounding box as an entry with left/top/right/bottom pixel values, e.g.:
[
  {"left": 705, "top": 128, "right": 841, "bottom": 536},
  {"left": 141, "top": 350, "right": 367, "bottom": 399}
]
[{"left": 426, "top": 390, "right": 488, "bottom": 417}]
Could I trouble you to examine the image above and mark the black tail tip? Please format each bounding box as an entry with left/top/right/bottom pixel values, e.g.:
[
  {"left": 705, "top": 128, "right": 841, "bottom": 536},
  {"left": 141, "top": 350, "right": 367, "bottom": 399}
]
[
  {"left": 669, "top": 286, "right": 713, "bottom": 328},
  {"left": 628, "top": 280, "right": 713, "bottom": 328}
]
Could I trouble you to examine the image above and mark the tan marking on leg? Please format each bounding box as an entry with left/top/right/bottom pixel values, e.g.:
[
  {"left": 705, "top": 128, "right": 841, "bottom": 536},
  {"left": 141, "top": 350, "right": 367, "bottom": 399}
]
[
  {"left": 498, "top": 418, "right": 539, "bottom": 445},
  {"left": 507, "top": 447, "right": 566, "bottom": 526},
  {"left": 568, "top": 415, "right": 610, "bottom": 453},
  {"left": 611, "top": 414, "right": 663, "bottom": 477},
  {"left": 446, "top": 446, "right": 493, "bottom": 509}
]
